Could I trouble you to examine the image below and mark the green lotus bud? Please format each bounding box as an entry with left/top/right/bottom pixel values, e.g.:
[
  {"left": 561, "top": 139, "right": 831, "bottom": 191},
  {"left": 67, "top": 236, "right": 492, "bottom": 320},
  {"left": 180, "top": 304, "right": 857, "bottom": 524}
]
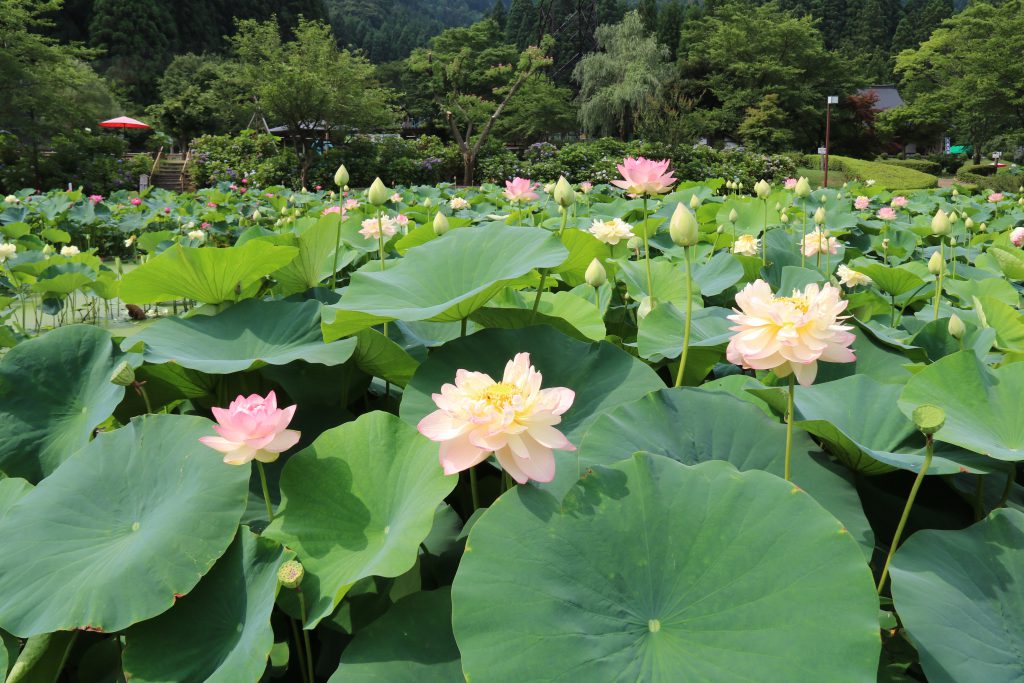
[
  {"left": 780, "top": 212, "right": 789, "bottom": 223},
  {"left": 726, "top": 180, "right": 735, "bottom": 190},
  {"left": 554, "top": 176, "right": 575, "bottom": 207},
  {"left": 813, "top": 207, "right": 826, "bottom": 225},
  {"left": 949, "top": 210, "right": 959, "bottom": 223},
  {"left": 728, "top": 209, "right": 738, "bottom": 223},
  {"left": 278, "top": 560, "right": 304, "bottom": 589},
  {"left": 819, "top": 194, "right": 828, "bottom": 204},
  {"left": 368, "top": 177, "right": 389, "bottom": 206},
  {"left": 754, "top": 179, "right": 771, "bottom": 199},
  {"left": 585, "top": 258, "right": 607, "bottom": 287},
  {"left": 949, "top": 236, "right": 957, "bottom": 247},
  {"left": 669, "top": 203, "right": 699, "bottom": 247},
  {"left": 334, "top": 164, "right": 349, "bottom": 188},
  {"left": 928, "top": 250, "right": 944, "bottom": 275},
  {"left": 716, "top": 225, "right": 724, "bottom": 234},
  {"left": 424, "top": 197, "right": 433, "bottom": 208},
  {"left": 912, "top": 404, "right": 945, "bottom": 436},
  {"left": 774, "top": 202, "right": 782, "bottom": 212},
  {"left": 930, "top": 209, "right": 951, "bottom": 235},
  {"left": 794, "top": 177, "right": 812, "bottom": 198},
  {"left": 433, "top": 211, "right": 449, "bottom": 236},
  {"left": 951, "top": 188, "right": 959, "bottom": 197},
  {"left": 947, "top": 313, "right": 966, "bottom": 340},
  {"left": 251, "top": 210, "right": 261, "bottom": 220},
  {"left": 980, "top": 222, "right": 987, "bottom": 233},
  {"left": 737, "top": 182, "right": 744, "bottom": 191},
  {"left": 964, "top": 217, "right": 975, "bottom": 231},
  {"left": 689, "top": 194, "right": 701, "bottom": 209},
  {"left": 109, "top": 360, "right": 135, "bottom": 387}
]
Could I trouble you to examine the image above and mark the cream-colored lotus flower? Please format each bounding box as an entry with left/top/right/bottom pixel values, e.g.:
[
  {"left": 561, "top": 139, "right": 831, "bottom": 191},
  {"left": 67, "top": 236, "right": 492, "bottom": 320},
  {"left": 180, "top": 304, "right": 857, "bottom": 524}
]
[
  {"left": 732, "top": 234, "right": 759, "bottom": 256},
  {"left": 449, "top": 196, "right": 470, "bottom": 210},
  {"left": 417, "top": 353, "right": 576, "bottom": 484},
  {"left": 589, "top": 217, "right": 634, "bottom": 245},
  {"left": 60, "top": 245, "right": 80, "bottom": 257},
  {"left": 801, "top": 228, "right": 838, "bottom": 257},
  {"left": 837, "top": 264, "right": 872, "bottom": 288},
  {"left": 726, "top": 280, "right": 856, "bottom": 386}
]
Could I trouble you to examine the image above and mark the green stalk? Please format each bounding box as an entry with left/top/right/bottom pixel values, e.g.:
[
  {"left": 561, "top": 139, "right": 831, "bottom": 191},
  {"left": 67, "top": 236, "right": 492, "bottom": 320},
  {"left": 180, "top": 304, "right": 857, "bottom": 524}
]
[
  {"left": 297, "top": 591, "right": 315, "bottom": 683},
  {"left": 801, "top": 199, "right": 807, "bottom": 267},
  {"left": 469, "top": 467, "right": 480, "bottom": 511},
  {"left": 761, "top": 199, "right": 768, "bottom": 266},
  {"left": 289, "top": 618, "right": 309, "bottom": 683},
  {"left": 530, "top": 207, "right": 569, "bottom": 321},
  {"left": 784, "top": 374, "right": 796, "bottom": 481},
  {"left": 641, "top": 195, "right": 654, "bottom": 303},
  {"left": 933, "top": 240, "right": 944, "bottom": 320},
  {"left": 877, "top": 436, "right": 933, "bottom": 594},
  {"left": 330, "top": 202, "right": 342, "bottom": 289},
  {"left": 256, "top": 461, "right": 274, "bottom": 523},
  {"left": 673, "top": 246, "right": 694, "bottom": 388}
]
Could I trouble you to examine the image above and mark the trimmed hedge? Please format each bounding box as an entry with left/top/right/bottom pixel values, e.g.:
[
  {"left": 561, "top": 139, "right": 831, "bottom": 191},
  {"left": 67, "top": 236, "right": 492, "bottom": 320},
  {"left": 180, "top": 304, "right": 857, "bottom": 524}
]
[
  {"left": 955, "top": 163, "right": 1024, "bottom": 193},
  {"left": 803, "top": 154, "right": 938, "bottom": 190},
  {"left": 877, "top": 158, "right": 941, "bottom": 175}
]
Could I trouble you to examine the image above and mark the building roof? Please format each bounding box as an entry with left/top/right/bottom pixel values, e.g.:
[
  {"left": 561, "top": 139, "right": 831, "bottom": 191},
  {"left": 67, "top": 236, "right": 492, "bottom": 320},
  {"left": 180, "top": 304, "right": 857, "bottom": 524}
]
[{"left": 859, "top": 85, "right": 904, "bottom": 111}]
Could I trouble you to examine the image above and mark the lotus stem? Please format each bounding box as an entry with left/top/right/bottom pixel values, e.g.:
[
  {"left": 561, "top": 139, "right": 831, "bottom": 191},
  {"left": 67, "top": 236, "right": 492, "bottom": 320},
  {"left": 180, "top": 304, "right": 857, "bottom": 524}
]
[
  {"left": 784, "top": 374, "right": 796, "bottom": 481},
  {"left": 297, "top": 590, "right": 315, "bottom": 683},
  {"left": 761, "top": 199, "right": 768, "bottom": 266},
  {"left": 469, "top": 467, "right": 480, "bottom": 511},
  {"left": 133, "top": 381, "right": 154, "bottom": 414},
  {"left": 877, "top": 435, "right": 933, "bottom": 594},
  {"left": 256, "top": 461, "right": 274, "bottom": 523},
  {"left": 530, "top": 209, "right": 568, "bottom": 321},
  {"left": 998, "top": 465, "right": 1015, "bottom": 508},
  {"left": 641, "top": 195, "right": 654, "bottom": 302},
  {"left": 289, "top": 618, "right": 309, "bottom": 683},
  {"left": 801, "top": 199, "right": 807, "bottom": 267},
  {"left": 933, "top": 240, "right": 944, "bottom": 321},
  {"left": 331, "top": 208, "right": 342, "bottom": 289},
  {"left": 673, "top": 246, "right": 694, "bottom": 388}
]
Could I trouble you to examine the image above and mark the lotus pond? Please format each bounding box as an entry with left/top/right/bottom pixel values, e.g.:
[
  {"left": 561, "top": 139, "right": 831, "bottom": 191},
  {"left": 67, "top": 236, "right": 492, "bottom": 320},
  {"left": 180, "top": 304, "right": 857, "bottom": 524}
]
[{"left": 0, "top": 166, "right": 1023, "bottom": 682}]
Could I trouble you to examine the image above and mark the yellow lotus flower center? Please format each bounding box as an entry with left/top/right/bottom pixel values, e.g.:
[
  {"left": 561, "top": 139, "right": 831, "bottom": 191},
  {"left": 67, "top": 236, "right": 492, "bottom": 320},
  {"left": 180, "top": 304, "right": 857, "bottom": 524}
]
[
  {"left": 481, "top": 382, "right": 520, "bottom": 408},
  {"left": 775, "top": 295, "right": 810, "bottom": 314}
]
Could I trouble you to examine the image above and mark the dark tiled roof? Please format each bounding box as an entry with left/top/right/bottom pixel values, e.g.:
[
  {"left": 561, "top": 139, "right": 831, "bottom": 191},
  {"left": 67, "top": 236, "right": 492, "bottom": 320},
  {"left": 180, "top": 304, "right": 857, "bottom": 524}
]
[{"left": 859, "top": 85, "right": 904, "bottom": 111}]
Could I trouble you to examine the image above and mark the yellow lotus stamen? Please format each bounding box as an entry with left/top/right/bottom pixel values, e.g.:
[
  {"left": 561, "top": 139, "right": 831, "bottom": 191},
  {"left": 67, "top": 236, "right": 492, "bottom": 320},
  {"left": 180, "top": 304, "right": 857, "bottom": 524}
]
[{"left": 481, "top": 382, "right": 520, "bottom": 408}]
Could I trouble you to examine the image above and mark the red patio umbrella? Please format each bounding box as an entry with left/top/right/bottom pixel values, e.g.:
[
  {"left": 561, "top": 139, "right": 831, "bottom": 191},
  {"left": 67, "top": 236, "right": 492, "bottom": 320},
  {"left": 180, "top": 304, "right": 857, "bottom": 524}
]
[{"left": 99, "top": 116, "right": 150, "bottom": 130}]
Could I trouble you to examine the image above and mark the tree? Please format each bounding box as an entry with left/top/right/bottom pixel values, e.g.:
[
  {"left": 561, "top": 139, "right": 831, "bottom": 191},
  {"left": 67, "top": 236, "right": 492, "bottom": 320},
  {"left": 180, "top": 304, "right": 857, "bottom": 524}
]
[
  {"left": 490, "top": 0, "right": 508, "bottom": 29},
  {"left": 505, "top": 0, "right": 536, "bottom": 49},
  {"left": 494, "top": 74, "right": 578, "bottom": 143},
  {"left": 596, "top": 0, "right": 624, "bottom": 25},
  {"left": 656, "top": 0, "right": 684, "bottom": 60},
  {"left": 89, "top": 0, "right": 177, "bottom": 104},
  {"left": 231, "top": 17, "right": 398, "bottom": 183},
  {"left": 637, "top": 0, "right": 658, "bottom": 32},
  {"left": 737, "top": 94, "right": 797, "bottom": 152},
  {"left": 408, "top": 19, "right": 553, "bottom": 184},
  {"left": 148, "top": 54, "right": 250, "bottom": 146},
  {"left": 573, "top": 11, "right": 670, "bottom": 139}
]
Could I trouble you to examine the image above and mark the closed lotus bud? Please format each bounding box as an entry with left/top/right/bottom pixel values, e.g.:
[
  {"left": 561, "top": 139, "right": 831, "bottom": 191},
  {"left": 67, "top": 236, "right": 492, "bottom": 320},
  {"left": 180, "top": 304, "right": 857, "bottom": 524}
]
[
  {"left": 928, "top": 250, "right": 944, "bottom": 275},
  {"left": 964, "top": 217, "right": 975, "bottom": 230},
  {"left": 716, "top": 225, "right": 724, "bottom": 234},
  {"left": 669, "top": 203, "right": 699, "bottom": 247},
  {"left": 737, "top": 182, "right": 744, "bottom": 191},
  {"left": 794, "top": 177, "right": 812, "bottom": 198},
  {"left": 949, "top": 211, "right": 959, "bottom": 223},
  {"left": 950, "top": 236, "right": 957, "bottom": 247},
  {"left": 543, "top": 182, "right": 555, "bottom": 194},
  {"left": 1019, "top": 198, "right": 1024, "bottom": 206},
  {"left": 109, "top": 360, "right": 135, "bottom": 387},
  {"left": 42, "top": 244, "right": 53, "bottom": 255},
  {"left": 626, "top": 235, "right": 642, "bottom": 250},
  {"left": 912, "top": 404, "right": 945, "bottom": 436},
  {"left": 780, "top": 212, "right": 789, "bottom": 223},
  {"left": 278, "top": 560, "right": 304, "bottom": 589},
  {"left": 837, "top": 193, "right": 844, "bottom": 200},
  {"left": 951, "top": 188, "right": 959, "bottom": 197},
  {"left": 424, "top": 197, "right": 433, "bottom": 208},
  {"left": 251, "top": 210, "right": 261, "bottom": 220},
  {"left": 368, "top": 177, "right": 389, "bottom": 206},
  {"left": 689, "top": 194, "right": 701, "bottom": 209},
  {"left": 842, "top": 182, "right": 848, "bottom": 189},
  {"left": 930, "top": 209, "right": 951, "bottom": 235},
  {"left": 334, "top": 164, "right": 349, "bottom": 188},
  {"left": 774, "top": 202, "right": 782, "bottom": 212},
  {"left": 1020, "top": 185, "right": 1024, "bottom": 192},
  {"left": 585, "top": 258, "right": 607, "bottom": 287},
  {"left": 813, "top": 207, "right": 826, "bottom": 225},
  {"left": 728, "top": 208, "right": 738, "bottom": 223},
  {"left": 554, "top": 176, "right": 575, "bottom": 207},
  {"left": 754, "top": 179, "right": 771, "bottom": 199},
  {"left": 819, "top": 194, "right": 828, "bottom": 204},
  {"left": 948, "top": 313, "right": 966, "bottom": 340},
  {"left": 726, "top": 180, "right": 735, "bottom": 190},
  {"left": 980, "top": 222, "right": 987, "bottom": 233},
  {"left": 433, "top": 211, "right": 449, "bottom": 236},
  {"left": 637, "top": 296, "right": 653, "bottom": 320}
]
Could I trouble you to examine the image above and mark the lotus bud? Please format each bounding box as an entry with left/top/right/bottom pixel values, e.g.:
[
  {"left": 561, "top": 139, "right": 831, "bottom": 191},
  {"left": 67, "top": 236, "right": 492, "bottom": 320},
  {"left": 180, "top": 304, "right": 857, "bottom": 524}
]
[
  {"left": 626, "top": 235, "right": 642, "bottom": 250},
  {"left": 585, "top": 258, "right": 607, "bottom": 287},
  {"left": 754, "top": 179, "right": 771, "bottom": 199},
  {"left": 716, "top": 225, "right": 724, "bottom": 234},
  {"left": 813, "top": 207, "right": 826, "bottom": 225},
  {"left": 109, "top": 360, "right": 135, "bottom": 387},
  {"left": 424, "top": 197, "right": 433, "bottom": 208},
  {"left": 1020, "top": 185, "right": 1024, "bottom": 193},
  {"left": 669, "top": 204, "right": 699, "bottom": 247},
  {"left": 368, "top": 177, "right": 389, "bottom": 206},
  {"left": 343, "top": 185, "right": 349, "bottom": 193},
  {"left": 774, "top": 202, "right": 782, "bottom": 212},
  {"left": 42, "top": 244, "right": 53, "bottom": 255},
  {"left": 928, "top": 250, "right": 944, "bottom": 275},
  {"left": 433, "top": 211, "right": 449, "bottom": 236},
  {"left": 543, "top": 182, "right": 555, "bottom": 195},
  {"left": 1019, "top": 197, "right": 1024, "bottom": 206},
  {"left": 689, "top": 194, "right": 701, "bottom": 209},
  {"left": 725, "top": 180, "right": 734, "bottom": 190},
  {"left": 948, "top": 313, "right": 966, "bottom": 340},
  {"left": 251, "top": 210, "right": 261, "bottom": 221},
  {"left": 819, "top": 194, "right": 828, "bottom": 204},
  {"left": 554, "top": 176, "right": 575, "bottom": 207},
  {"left": 964, "top": 217, "right": 975, "bottom": 230},
  {"left": 780, "top": 212, "right": 789, "bottom": 223},
  {"left": 637, "top": 296, "right": 653, "bottom": 320},
  {"left": 737, "top": 182, "right": 744, "bottom": 191},
  {"left": 334, "top": 164, "right": 349, "bottom": 188},
  {"left": 980, "top": 222, "right": 987, "bottom": 233},
  {"left": 912, "top": 404, "right": 945, "bottom": 436},
  {"left": 951, "top": 188, "right": 959, "bottom": 197},
  {"left": 728, "top": 209, "right": 738, "bottom": 223},
  {"left": 277, "top": 560, "right": 304, "bottom": 589},
  {"left": 950, "top": 236, "right": 957, "bottom": 247},
  {"left": 949, "top": 211, "right": 959, "bottom": 223},
  {"left": 794, "top": 177, "right": 812, "bottom": 198},
  {"left": 842, "top": 182, "right": 848, "bottom": 189},
  {"left": 881, "top": 238, "right": 890, "bottom": 250},
  {"left": 301, "top": 187, "right": 308, "bottom": 194},
  {"left": 837, "top": 193, "right": 844, "bottom": 200},
  {"left": 930, "top": 209, "right": 950, "bottom": 235}
]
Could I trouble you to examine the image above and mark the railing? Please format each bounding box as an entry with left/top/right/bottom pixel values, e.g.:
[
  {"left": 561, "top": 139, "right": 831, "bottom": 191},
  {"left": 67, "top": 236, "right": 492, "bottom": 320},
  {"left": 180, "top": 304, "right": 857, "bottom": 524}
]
[
  {"left": 179, "top": 147, "right": 192, "bottom": 191},
  {"left": 150, "top": 146, "right": 164, "bottom": 177}
]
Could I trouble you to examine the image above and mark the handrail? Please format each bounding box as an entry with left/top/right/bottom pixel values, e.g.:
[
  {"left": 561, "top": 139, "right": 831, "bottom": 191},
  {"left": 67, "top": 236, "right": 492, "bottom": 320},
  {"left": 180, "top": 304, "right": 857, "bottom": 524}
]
[
  {"left": 179, "top": 147, "right": 192, "bottom": 191},
  {"left": 150, "top": 146, "right": 164, "bottom": 177}
]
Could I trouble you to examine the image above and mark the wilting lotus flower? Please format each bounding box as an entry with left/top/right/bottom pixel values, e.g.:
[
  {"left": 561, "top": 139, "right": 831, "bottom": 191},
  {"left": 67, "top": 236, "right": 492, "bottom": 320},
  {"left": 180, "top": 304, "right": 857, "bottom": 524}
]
[
  {"left": 60, "top": 245, "right": 80, "bottom": 257},
  {"left": 359, "top": 216, "right": 399, "bottom": 240},
  {"left": 837, "top": 264, "right": 872, "bottom": 288},
  {"left": 988, "top": 193, "right": 1004, "bottom": 203},
  {"left": 801, "top": 228, "right": 838, "bottom": 257},
  {"left": 199, "top": 391, "right": 300, "bottom": 465},
  {"left": 732, "top": 234, "right": 759, "bottom": 256},
  {"left": 784, "top": 178, "right": 798, "bottom": 190},
  {"left": 417, "top": 353, "right": 576, "bottom": 484},
  {"left": 890, "top": 196, "right": 908, "bottom": 208},
  {"left": 130, "top": 197, "right": 142, "bottom": 206},
  {"left": 611, "top": 157, "right": 676, "bottom": 197},
  {"left": 854, "top": 196, "right": 870, "bottom": 210},
  {"left": 877, "top": 207, "right": 896, "bottom": 221},
  {"left": 504, "top": 177, "right": 539, "bottom": 203},
  {"left": 449, "top": 196, "right": 470, "bottom": 211},
  {"left": 726, "top": 280, "right": 856, "bottom": 386},
  {"left": 1010, "top": 227, "right": 1024, "bottom": 247},
  {"left": 589, "top": 217, "right": 634, "bottom": 245},
  {"left": 0, "top": 243, "right": 16, "bottom": 262}
]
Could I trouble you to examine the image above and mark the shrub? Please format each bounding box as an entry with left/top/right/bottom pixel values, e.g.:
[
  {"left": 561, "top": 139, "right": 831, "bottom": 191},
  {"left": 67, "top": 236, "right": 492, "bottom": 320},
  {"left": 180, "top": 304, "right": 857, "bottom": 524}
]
[
  {"left": 955, "top": 163, "right": 1024, "bottom": 193},
  {"left": 879, "top": 158, "right": 941, "bottom": 175},
  {"left": 190, "top": 130, "right": 298, "bottom": 187},
  {"left": 806, "top": 155, "right": 937, "bottom": 190}
]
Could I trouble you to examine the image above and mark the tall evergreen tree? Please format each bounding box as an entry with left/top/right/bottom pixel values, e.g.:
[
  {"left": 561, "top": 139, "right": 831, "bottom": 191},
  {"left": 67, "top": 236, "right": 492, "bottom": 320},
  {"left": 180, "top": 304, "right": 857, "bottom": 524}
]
[
  {"left": 89, "top": 0, "right": 176, "bottom": 104},
  {"left": 656, "top": 0, "right": 684, "bottom": 59},
  {"left": 637, "top": 0, "right": 658, "bottom": 32},
  {"left": 505, "top": 0, "right": 536, "bottom": 48},
  {"left": 596, "top": 0, "right": 625, "bottom": 25},
  {"left": 490, "top": 0, "right": 508, "bottom": 29}
]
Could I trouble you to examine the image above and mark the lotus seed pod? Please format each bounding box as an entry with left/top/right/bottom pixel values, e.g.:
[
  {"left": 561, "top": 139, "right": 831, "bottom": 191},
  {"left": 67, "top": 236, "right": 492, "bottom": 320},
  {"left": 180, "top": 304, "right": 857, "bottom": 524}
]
[
  {"left": 931, "top": 209, "right": 951, "bottom": 235},
  {"left": 948, "top": 313, "right": 966, "bottom": 340},
  {"left": 754, "top": 179, "right": 771, "bottom": 199},
  {"left": 794, "top": 177, "right": 811, "bottom": 198},
  {"left": 669, "top": 203, "right": 699, "bottom": 247},
  {"left": 334, "top": 164, "right": 349, "bottom": 188},
  {"left": 367, "top": 177, "right": 389, "bottom": 206},
  {"left": 928, "top": 250, "right": 944, "bottom": 275},
  {"left": 584, "top": 258, "right": 607, "bottom": 287},
  {"left": 912, "top": 404, "right": 945, "bottom": 436},
  {"left": 689, "top": 194, "right": 701, "bottom": 209},
  {"left": 278, "top": 560, "right": 304, "bottom": 589},
  {"left": 109, "top": 360, "right": 135, "bottom": 387},
  {"left": 554, "top": 176, "right": 575, "bottom": 207},
  {"left": 433, "top": 211, "right": 449, "bottom": 236}
]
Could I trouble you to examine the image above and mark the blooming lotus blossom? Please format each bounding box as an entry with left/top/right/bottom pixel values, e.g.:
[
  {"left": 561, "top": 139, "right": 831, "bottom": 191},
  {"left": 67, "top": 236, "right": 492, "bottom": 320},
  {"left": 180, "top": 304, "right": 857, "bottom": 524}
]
[
  {"left": 322, "top": 205, "right": 343, "bottom": 216},
  {"left": 390, "top": 192, "right": 402, "bottom": 203},
  {"left": 890, "top": 196, "right": 908, "bottom": 208},
  {"left": 0, "top": 242, "right": 16, "bottom": 262},
  {"left": 4, "top": 195, "right": 19, "bottom": 204},
  {"left": 854, "top": 196, "right": 870, "bottom": 210},
  {"left": 837, "top": 264, "right": 872, "bottom": 288},
  {"left": 449, "top": 196, "right": 470, "bottom": 210},
  {"left": 199, "top": 391, "right": 300, "bottom": 465},
  {"left": 579, "top": 181, "right": 593, "bottom": 194},
  {"left": 188, "top": 230, "right": 205, "bottom": 241},
  {"left": 865, "top": 179, "right": 876, "bottom": 186},
  {"left": 989, "top": 193, "right": 1004, "bottom": 203},
  {"left": 359, "top": 216, "right": 399, "bottom": 240},
  {"left": 417, "top": 352, "right": 576, "bottom": 484},
  {"left": 130, "top": 197, "right": 142, "bottom": 206},
  {"left": 784, "top": 178, "right": 798, "bottom": 190},
  {"left": 1011, "top": 226, "right": 1024, "bottom": 247},
  {"left": 801, "top": 228, "right": 839, "bottom": 257},
  {"left": 395, "top": 214, "right": 410, "bottom": 227},
  {"left": 589, "top": 217, "right": 634, "bottom": 245},
  {"left": 315, "top": 185, "right": 323, "bottom": 191},
  {"left": 88, "top": 194, "right": 103, "bottom": 204},
  {"left": 201, "top": 222, "right": 211, "bottom": 229},
  {"left": 726, "top": 280, "right": 856, "bottom": 386},
  {"left": 611, "top": 157, "right": 676, "bottom": 196},
  {"left": 344, "top": 198, "right": 360, "bottom": 210},
  {"left": 877, "top": 207, "right": 896, "bottom": 221},
  {"left": 60, "top": 245, "right": 80, "bottom": 257},
  {"left": 504, "top": 177, "right": 539, "bottom": 203},
  {"left": 732, "top": 234, "right": 760, "bottom": 256},
  {"left": 207, "top": 201, "right": 218, "bottom": 208},
  {"left": 229, "top": 184, "right": 238, "bottom": 191}
]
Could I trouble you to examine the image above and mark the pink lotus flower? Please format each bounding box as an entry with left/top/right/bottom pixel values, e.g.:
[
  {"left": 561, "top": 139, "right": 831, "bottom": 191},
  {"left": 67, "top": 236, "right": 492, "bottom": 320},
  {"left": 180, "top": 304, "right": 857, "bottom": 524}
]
[
  {"left": 395, "top": 214, "right": 410, "bottom": 226},
  {"left": 199, "top": 391, "right": 300, "bottom": 465},
  {"left": 611, "top": 157, "right": 676, "bottom": 196},
  {"left": 229, "top": 184, "right": 238, "bottom": 191},
  {"left": 207, "top": 202, "right": 218, "bottom": 208},
  {"left": 854, "top": 196, "right": 869, "bottom": 210},
  {"left": 322, "top": 205, "right": 343, "bottom": 216},
  {"left": 344, "top": 198, "right": 360, "bottom": 211},
  {"left": 130, "top": 197, "right": 142, "bottom": 206},
  {"left": 88, "top": 194, "right": 103, "bottom": 204},
  {"left": 417, "top": 352, "right": 576, "bottom": 483},
  {"left": 891, "top": 196, "right": 908, "bottom": 208},
  {"left": 726, "top": 280, "right": 856, "bottom": 386},
  {"left": 163, "top": 207, "right": 171, "bottom": 214},
  {"left": 800, "top": 228, "right": 839, "bottom": 257},
  {"left": 240, "top": 188, "right": 247, "bottom": 194},
  {"left": 201, "top": 222, "right": 211, "bottom": 229},
  {"left": 504, "top": 177, "right": 539, "bottom": 203},
  {"left": 315, "top": 185, "right": 323, "bottom": 191},
  {"left": 359, "top": 216, "right": 398, "bottom": 240},
  {"left": 579, "top": 181, "right": 593, "bottom": 194},
  {"left": 390, "top": 192, "right": 403, "bottom": 203},
  {"left": 989, "top": 193, "right": 1004, "bottom": 203},
  {"left": 1011, "top": 227, "right": 1024, "bottom": 247},
  {"left": 877, "top": 207, "right": 896, "bottom": 221},
  {"left": 784, "top": 178, "right": 798, "bottom": 190},
  {"left": 241, "top": 178, "right": 249, "bottom": 185},
  {"left": 265, "top": 192, "right": 274, "bottom": 198}
]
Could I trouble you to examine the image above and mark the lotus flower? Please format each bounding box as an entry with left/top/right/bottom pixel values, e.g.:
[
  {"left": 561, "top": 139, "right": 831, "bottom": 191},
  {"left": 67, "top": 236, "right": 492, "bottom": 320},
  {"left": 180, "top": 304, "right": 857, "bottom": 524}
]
[
  {"left": 611, "top": 157, "right": 676, "bottom": 196},
  {"left": 800, "top": 228, "right": 838, "bottom": 257},
  {"left": 60, "top": 245, "right": 80, "bottom": 257},
  {"left": 837, "top": 264, "right": 871, "bottom": 288},
  {"left": 450, "top": 196, "right": 470, "bottom": 210},
  {"left": 589, "top": 217, "right": 634, "bottom": 245},
  {"left": 390, "top": 192, "right": 403, "bottom": 203},
  {"left": 732, "top": 234, "right": 759, "bottom": 256},
  {"left": 0, "top": 243, "right": 16, "bottom": 262},
  {"left": 1011, "top": 227, "right": 1024, "bottom": 247},
  {"left": 784, "top": 178, "right": 798, "bottom": 190},
  {"left": 130, "top": 197, "right": 142, "bottom": 206},
  {"left": 726, "top": 280, "right": 856, "bottom": 386},
  {"left": 877, "top": 207, "right": 896, "bottom": 221},
  {"left": 504, "top": 177, "right": 539, "bottom": 203},
  {"left": 188, "top": 230, "right": 205, "bottom": 241},
  {"left": 854, "top": 196, "right": 869, "bottom": 210},
  {"left": 988, "top": 193, "right": 1004, "bottom": 203},
  {"left": 417, "top": 353, "right": 576, "bottom": 484},
  {"left": 359, "top": 216, "right": 398, "bottom": 240},
  {"left": 890, "top": 196, "right": 908, "bottom": 208},
  {"left": 88, "top": 194, "right": 103, "bottom": 204},
  {"left": 199, "top": 391, "right": 300, "bottom": 465},
  {"left": 344, "top": 199, "right": 360, "bottom": 211},
  {"left": 579, "top": 181, "right": 593, "bottom": 194},
  {"left": 322, "top": 205, "right": 343, "bottom": 216}
]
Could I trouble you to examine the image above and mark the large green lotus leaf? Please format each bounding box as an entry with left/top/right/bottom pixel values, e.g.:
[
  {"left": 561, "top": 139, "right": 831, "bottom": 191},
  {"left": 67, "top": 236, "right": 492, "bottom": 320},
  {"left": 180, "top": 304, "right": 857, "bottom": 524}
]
[
  {"left": 328, "top": 588, "right": 461, "bottom": 683},
  {"left": 553, "top": 228, "right": 609, "bottom": 287},
  {"left": 127, "top": 299, "right": 356, "bottom": 373},
  {"left": 351, "top": 328, "right": 420, "bottom": 387},
  {"left": 850, "top": 262, "right": 926, "bottom": 296},
  {"left": 123, "top": 530, "right": 292, "bottom": 683},
  {"left": 0, "top": 325, "right": 132, "bottom": 482},
  {"left": 890, "top": 509, "right": 1024, "bottom": 683},
  {"left": 691, "top": 250, "right": 745, "bottom": 295},
  {"left": 0, "top": 415, "right": 249, "bottom": 637},
  {"left": 470, "top": 289, "right": 606, "bottom": 341},
  {"left": 399, "top": 326, "right": 664, "bottom": 447},
  {"left": 263, "top": 411, "right": 457, "bottom": 627},
  {"left": 814, "top": 327, "right": 915, "bottom": 385},
  {"left": 453, "top": 456, "right": 880, "bottom": 682},
  {"left": 976, "top": 295, "right": 1024, "bottom": 352},
  {"left": 618, "top": 258, "right": 702, "bottom": 308},
  {"left": 119, "top": 241, "right": 299, "bottom": 304},
  {"left": 636, "top": 303, "right": 732, "bottom": 362},
  {"left": 272, "top": 214, "right": 353, "bottom": 295},
  {"left": 327, "top": 224, "right": 567, "bottom": 323},
  {"left": 575, "top": 388, "right": 873, "bottom": 557},
  {"left": 0, "top": 478, "right": 31, "bottom": 519},
  {"left": 898, "top": 351, "right": 1024, "bottom": 461}
]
